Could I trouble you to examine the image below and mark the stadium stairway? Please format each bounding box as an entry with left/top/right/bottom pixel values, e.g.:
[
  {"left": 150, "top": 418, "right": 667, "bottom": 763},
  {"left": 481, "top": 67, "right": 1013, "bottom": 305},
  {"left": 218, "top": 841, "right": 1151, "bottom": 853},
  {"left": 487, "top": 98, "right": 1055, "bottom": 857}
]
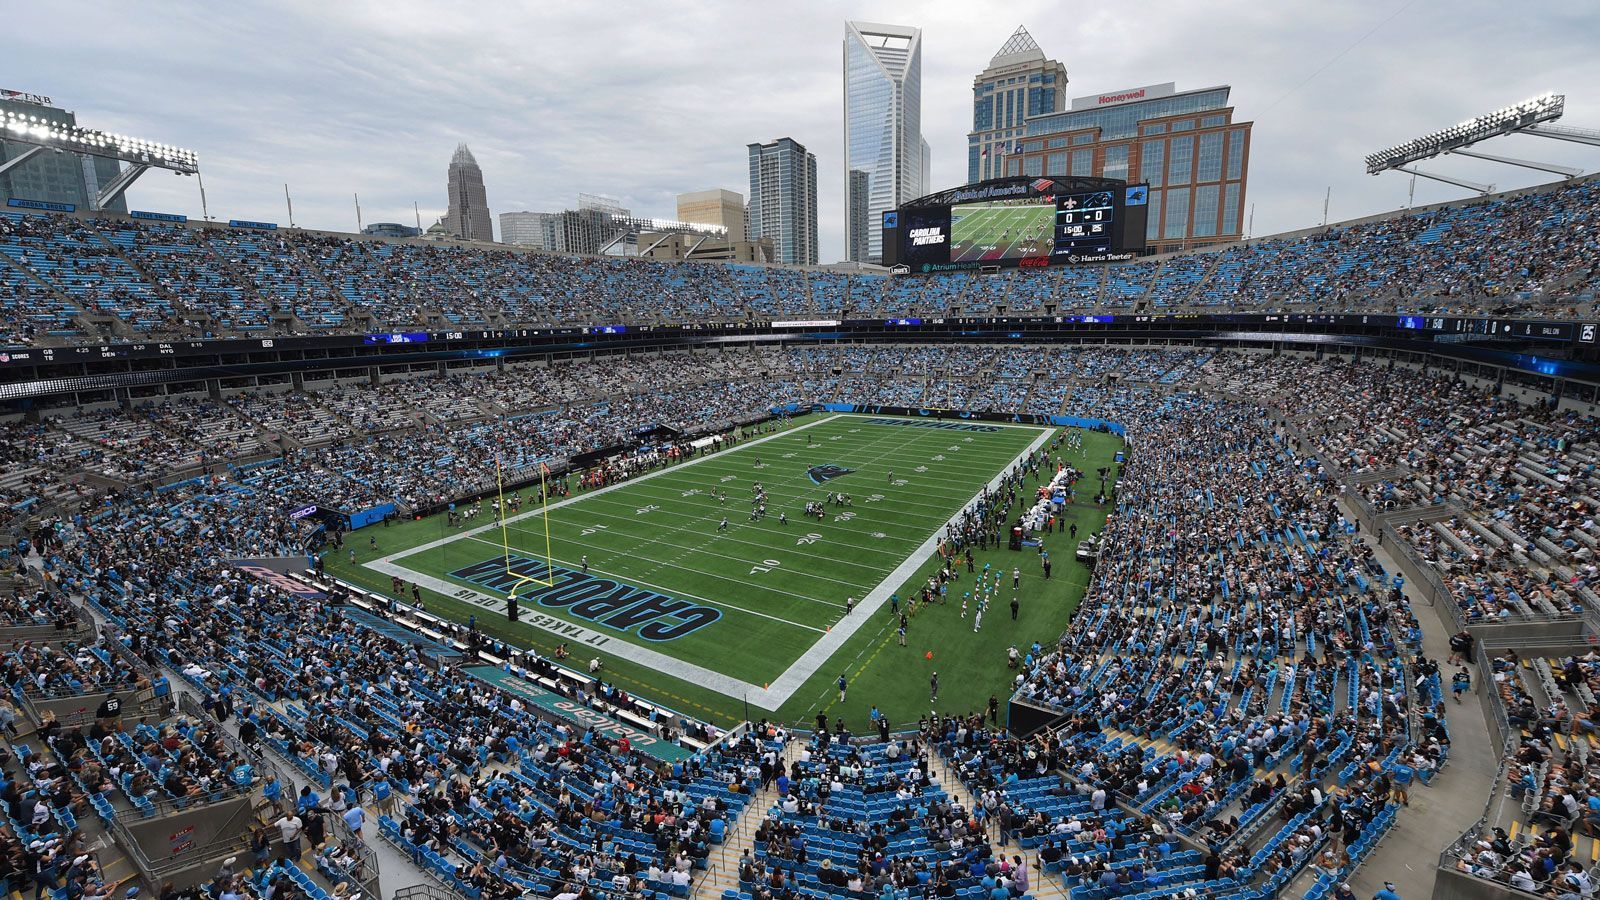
[
  {"left": 5, "top": 722, "right": 146, "bottom": 896},
  {"left": 190, "top": 234, "right": 288, "bottom": 333},
  {"left": 927, "top": 748, "right": 1078, "bottom": 900},
  {"left": 929, "top": 746, "right": 1085, "bottom": 900},
  {"left": 1280, "top": 506, "right": 1499, "bottom": 899},
  {"left": 84, "top": 218, "right": 208, "bottom": 335},
  {"left": 0, "top": 248, "right": 99, "bottom": 341},
  {"left": 692, "top": 739, "right": 1014, "bottom": 900},
  {"left": 27, "top": 549, "right": 415, "bottom": 899},
  {"left": 926, "top": 747, "right": 999, "bottom": 845},
  {"left": 289, "top": 243, "right": 375, "bottom": 330},
  {"left": 693, "top": 740, "right": 802, "bottom": 900}
]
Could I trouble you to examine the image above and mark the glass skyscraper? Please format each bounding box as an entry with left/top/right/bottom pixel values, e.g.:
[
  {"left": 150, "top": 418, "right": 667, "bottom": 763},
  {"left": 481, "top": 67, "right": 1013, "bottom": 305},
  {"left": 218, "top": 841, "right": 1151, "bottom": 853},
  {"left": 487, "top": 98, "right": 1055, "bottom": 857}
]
[
  {"left": 843, "top": 21, "right": 923, "bottom": 265},
  {"left": 747, "top": 138, "right": 818, "bottom": 266}
]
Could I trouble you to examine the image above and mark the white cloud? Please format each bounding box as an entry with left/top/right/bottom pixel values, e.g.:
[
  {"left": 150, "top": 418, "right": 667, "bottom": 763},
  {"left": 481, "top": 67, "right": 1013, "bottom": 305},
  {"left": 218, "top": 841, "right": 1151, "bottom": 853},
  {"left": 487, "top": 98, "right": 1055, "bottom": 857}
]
[{"left": 8, "top": 0, "right": 1597, "bottom": 258}]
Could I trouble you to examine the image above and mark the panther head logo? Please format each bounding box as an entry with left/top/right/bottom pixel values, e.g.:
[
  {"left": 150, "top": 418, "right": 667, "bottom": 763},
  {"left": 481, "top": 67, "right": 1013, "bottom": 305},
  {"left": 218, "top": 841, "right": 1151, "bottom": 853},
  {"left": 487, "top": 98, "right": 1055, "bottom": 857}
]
[{"left": 807, "top": 464, "right": 855, "bottom": 485}]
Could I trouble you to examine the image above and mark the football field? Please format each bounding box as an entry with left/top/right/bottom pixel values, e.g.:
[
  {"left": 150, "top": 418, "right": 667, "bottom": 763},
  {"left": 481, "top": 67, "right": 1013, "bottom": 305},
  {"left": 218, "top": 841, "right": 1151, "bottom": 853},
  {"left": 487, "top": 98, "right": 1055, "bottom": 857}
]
[
  {"left": 950, "top": 202, "right": 1055, "bottom": 262},
  {"left": 333, "top": 413, "right": 1123, "bottom": 727}
]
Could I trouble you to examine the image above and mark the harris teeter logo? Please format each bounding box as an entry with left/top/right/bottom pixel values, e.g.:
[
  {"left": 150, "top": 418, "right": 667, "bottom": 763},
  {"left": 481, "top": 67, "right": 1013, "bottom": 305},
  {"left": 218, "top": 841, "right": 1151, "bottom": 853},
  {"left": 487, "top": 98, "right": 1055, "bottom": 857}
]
[{"left": 807, "top": 463, "right": 855, "bottom": 485}]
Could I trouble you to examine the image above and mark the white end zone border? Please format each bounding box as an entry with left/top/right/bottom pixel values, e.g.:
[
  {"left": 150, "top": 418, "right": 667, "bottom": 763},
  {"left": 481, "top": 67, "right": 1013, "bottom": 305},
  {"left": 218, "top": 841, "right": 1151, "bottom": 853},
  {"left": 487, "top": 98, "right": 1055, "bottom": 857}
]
[{"left": 362, "top": 413, "right": 1054, "bottom": 710}]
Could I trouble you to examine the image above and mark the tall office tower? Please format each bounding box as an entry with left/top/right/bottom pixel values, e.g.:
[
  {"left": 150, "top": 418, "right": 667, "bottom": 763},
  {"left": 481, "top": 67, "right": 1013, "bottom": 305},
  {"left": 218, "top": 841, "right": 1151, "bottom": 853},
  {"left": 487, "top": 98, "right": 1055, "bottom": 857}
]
[
  {"left": 499, "top": 211, "right": 560, "bottom": 249},
  {"left": 967, "top": 26, "right": 1067, "bottom": 183},
  {"left": 843, "top": 21, "right": 923, "bottom": 264},
  {"left": 444, "top": 143, "right": 493, "bottom": 242},
  {"left": 746, "top": 138, "right": 818, "bottom": 265}
]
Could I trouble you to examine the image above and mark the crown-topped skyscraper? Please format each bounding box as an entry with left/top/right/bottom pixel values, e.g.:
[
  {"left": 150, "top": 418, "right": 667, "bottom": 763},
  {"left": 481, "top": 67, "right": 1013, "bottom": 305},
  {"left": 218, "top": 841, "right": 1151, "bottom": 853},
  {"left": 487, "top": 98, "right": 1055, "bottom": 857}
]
[{"left": 445, "top": 143, "right": 493, "bottom": 242}]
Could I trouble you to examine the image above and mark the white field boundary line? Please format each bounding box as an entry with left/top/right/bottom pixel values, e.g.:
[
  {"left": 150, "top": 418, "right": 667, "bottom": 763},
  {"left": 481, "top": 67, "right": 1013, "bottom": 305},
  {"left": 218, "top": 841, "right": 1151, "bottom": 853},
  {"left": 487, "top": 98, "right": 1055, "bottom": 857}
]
[
  {"left": 361, "top": 559, "right": 768, "bottom": 701},
  {"left": 750, "top": 421, "right": 1054, "bottom": 708},
  {"left": 362, "top": 416, "right": 848, "bottom": 704},
  {"left": 364, "top": 413, "right": 1054, "bottom": 709}
]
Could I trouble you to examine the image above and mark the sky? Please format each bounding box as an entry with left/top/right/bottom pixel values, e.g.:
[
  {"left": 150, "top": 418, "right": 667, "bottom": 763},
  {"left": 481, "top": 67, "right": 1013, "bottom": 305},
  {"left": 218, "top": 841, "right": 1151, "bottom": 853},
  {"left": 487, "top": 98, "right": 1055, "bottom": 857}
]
[{"left": 7, "top": 0, "right": 1599, "bottom": 262}]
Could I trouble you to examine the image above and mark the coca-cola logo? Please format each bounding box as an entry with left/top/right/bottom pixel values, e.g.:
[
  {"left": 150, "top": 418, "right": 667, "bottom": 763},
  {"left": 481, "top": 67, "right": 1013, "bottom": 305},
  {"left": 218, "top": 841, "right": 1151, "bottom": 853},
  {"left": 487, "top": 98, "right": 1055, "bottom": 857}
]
[{"left": 1019, "top": 256, "right": 1050, "bottom": 268}]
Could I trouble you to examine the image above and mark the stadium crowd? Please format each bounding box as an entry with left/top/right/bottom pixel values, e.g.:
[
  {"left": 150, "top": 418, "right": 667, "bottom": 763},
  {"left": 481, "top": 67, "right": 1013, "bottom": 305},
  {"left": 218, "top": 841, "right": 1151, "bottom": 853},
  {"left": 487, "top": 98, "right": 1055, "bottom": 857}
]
[
  {"left": 5, "top": 336, "right": 1598, "bottom": 898},
  {"left": 0, "top": 176, "right": 1596, "bottom": 345}
]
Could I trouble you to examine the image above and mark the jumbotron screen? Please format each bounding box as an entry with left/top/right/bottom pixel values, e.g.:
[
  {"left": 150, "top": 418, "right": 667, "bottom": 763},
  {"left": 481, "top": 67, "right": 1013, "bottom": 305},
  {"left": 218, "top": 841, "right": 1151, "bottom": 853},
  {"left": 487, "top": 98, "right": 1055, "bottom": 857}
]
[{"left": 886, "top": 177, "right": 1148, "bottom": 274}]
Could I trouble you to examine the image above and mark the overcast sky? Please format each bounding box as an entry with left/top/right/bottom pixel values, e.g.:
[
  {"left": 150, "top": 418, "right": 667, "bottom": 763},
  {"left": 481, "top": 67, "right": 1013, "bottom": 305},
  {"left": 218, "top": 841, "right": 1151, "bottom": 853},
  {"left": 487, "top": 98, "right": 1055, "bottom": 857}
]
[{"left": 9, "top": 1, "right": 1599, "bottom": 261}]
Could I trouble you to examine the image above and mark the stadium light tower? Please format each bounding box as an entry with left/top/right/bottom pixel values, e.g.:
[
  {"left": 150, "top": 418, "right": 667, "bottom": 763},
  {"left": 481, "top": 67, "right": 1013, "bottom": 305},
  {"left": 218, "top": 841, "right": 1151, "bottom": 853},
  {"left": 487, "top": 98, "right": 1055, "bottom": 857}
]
[
  {"left": 0, "top": 107, "right": 198, "bottom": 210},
  {"left": 1363, "top": 93, "right": 1583, "bottom": 195}
]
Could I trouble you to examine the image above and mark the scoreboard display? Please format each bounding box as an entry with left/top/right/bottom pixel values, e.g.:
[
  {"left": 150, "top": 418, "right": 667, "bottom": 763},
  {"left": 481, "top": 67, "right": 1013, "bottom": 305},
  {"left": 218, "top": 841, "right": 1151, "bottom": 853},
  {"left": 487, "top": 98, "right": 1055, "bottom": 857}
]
[
  {"left": 884, "top": 176, "right": 1148, "bottom": 274},
  {"left": 1054, "top": 189, "right": 1116, "bottom": 256}
]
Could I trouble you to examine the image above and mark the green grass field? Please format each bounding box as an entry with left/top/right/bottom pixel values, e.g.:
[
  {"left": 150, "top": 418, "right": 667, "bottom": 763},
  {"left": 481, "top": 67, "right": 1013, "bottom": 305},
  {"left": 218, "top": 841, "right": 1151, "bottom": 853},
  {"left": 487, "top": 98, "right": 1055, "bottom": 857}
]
[
  {"left": 324, "top": 413, "right": 1122, "bottom": 730},
  {"left": 950, "top": 202, "right": 1055, "bottom": 262}
]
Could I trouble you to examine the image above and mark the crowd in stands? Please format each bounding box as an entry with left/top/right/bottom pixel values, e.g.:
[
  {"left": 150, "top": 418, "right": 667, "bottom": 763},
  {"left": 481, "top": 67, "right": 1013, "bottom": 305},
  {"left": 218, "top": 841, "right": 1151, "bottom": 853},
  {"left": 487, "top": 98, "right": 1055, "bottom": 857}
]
[
  {"left": 8, "top": 339, "right": 1600, "bottom": 897},
  {"left": 0, "top": 143, "right": 1593, "bottom": 900},
  {"left": 947, "top": 388, "right": 1448, "bottom": 898},
  {"left": 1444, "top": 647, "right": 1600, "bottom": 896},
  {"left": 0, "top": 177, "right": 1596, "bottom": 345},
  {"left": 739, "top": 731, "right": 1011, "bottom": 900},
  {"left": 1202, "top": 353, "right": 1600, "bottom": 625},
  {"left": 35, "top": 494, "right": 756, "bottom": 899},
  {"left": 8, "top": 345, "right": 1198, "bottom": 519},
  {"left": 6, "top": 346, "right": 1595, "bottom": 644}
]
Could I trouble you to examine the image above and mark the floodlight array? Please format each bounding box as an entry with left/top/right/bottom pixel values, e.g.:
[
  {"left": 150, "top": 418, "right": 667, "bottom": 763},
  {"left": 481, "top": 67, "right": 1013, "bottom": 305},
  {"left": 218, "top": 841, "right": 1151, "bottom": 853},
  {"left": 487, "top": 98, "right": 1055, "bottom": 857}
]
[
  {"left": 0, "top": 108, "right": 198, "bottom": 173},
  {"left": 1364, "top": 93, "right": 1564, "bottom": 174}
]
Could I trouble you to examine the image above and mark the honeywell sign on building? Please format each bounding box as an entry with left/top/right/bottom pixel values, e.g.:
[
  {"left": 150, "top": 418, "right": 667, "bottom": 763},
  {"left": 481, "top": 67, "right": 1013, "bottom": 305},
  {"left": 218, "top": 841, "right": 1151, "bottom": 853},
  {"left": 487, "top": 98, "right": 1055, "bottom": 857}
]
[{"left": 1070, "top": 81, "right": 1176, "bottom": 111}]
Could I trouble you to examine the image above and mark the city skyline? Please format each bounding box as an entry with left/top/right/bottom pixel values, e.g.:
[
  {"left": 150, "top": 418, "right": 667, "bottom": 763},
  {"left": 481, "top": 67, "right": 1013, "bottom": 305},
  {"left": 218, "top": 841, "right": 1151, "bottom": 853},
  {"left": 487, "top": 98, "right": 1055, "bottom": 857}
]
[{"left": 7, "top": 1, "right": 1597, "bottom": 264}]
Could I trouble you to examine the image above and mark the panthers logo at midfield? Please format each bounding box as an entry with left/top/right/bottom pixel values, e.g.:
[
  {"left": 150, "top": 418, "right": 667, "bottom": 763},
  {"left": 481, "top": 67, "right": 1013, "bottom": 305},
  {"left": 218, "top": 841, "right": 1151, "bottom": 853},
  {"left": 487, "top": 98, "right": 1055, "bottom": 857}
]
[{"left": 806, "top": 463, "right": 855, "bottom": 485}]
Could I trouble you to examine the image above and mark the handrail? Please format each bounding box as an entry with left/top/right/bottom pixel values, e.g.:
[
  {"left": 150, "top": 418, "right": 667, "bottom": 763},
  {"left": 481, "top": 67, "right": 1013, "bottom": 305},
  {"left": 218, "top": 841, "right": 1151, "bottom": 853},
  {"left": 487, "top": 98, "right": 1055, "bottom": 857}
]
[
  {"left": 393, "top": 885, "right": 457, "bottom": 900},
  {"left": 1234, "top": 386, "right": 1592, "bottom": 633},
  {"left": 170, "top": 696, "right": 380, "bottom": 898},
  {"left": 111, "top": 782, "right": 253, "bottom": 822},
  {"left": 175, "top": 691, "right": 293, "bottom": 797},
  {"left": 326, "top": 798, "right": 383, "bottom": 900}
]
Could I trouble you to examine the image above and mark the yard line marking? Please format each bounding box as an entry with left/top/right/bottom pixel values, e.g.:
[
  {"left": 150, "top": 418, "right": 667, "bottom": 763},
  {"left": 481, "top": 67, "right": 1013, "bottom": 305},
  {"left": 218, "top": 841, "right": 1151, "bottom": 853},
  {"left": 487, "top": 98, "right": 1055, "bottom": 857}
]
[
  {"left": 508, "top": 413, "right": 985, "bottom": 557},
  {"left": 369, "top": 414, "right": 844, "bottom": 562},
  {"left": 491, "top": 517, "right": 878, "bottom": 601},
  {"left": 360, "top": 559, "right": 769, "bottom": 700},
  {"left": 500, "top": 510, "right": 888, "bottom": 582},
  {"left": 579, "top": 487, "right": 945, "bottom": 542},
  {"left": 365, "top": 413, "right": 1062, "bottom": 710}
]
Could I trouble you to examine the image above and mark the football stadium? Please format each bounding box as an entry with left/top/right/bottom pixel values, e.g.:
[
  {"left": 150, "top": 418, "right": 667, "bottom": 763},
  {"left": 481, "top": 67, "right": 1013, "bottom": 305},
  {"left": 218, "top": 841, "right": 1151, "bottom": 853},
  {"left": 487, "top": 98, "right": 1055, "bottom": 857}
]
[{"left": 1, "top": 7, "right": 1598, "bottom": 900}]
